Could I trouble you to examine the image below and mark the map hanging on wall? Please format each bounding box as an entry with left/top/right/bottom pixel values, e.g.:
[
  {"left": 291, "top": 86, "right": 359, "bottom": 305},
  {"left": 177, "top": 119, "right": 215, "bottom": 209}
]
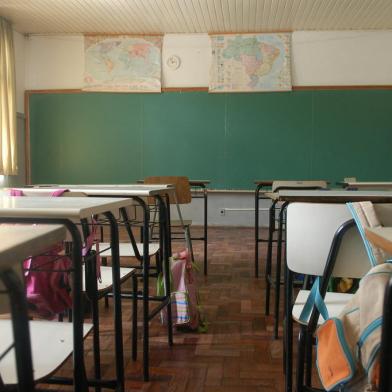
[
  {"left": 83, "top": 35, "right": 162, "bottom": 92},
  {"left": 209, "top": 33, "right": 291, "bottom": 92}
]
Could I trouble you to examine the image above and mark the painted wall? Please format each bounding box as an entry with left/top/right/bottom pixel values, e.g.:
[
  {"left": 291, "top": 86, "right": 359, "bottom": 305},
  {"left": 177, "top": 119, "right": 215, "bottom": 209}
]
[
  {"left": 26, "top": 31, "right": 392, "bottom": 92},
  {"left": 22, "top": 30, "right": 392, "bottom": 226}
]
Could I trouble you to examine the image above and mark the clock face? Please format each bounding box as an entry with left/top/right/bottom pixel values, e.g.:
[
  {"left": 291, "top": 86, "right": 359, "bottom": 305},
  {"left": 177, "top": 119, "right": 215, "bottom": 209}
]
[{"left": 167, "top": 55, "right": 181, "bottom": 70}]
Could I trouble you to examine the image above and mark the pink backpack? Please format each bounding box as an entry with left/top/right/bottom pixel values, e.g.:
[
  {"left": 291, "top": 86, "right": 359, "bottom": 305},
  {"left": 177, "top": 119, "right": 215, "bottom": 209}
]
[
  {"left": 8, "top": 188, "right": 98, "bottom": 318},
  {"left": 23, "top": 244, "right": 73, "bottom": 318}
]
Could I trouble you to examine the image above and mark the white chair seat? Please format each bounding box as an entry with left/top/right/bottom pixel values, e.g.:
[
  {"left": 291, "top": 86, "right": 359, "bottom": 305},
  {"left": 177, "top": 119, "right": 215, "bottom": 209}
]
[
  {"left": 82, "top": 265, "right": 135, "bottom": 291},
  {"left": 292, "top": 289, "right": 354, "bottom": 325},
  {"left": 96, "top": 242, "right": 159, "bottom": 258},
  {"left": 0, "top": 319, "right": 92, "bottom": 385}
]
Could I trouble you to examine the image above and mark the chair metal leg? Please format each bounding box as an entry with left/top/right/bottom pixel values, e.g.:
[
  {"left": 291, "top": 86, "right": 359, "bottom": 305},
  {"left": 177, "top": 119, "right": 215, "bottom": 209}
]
[
  {"left": 132, "top": 275, "right": 138, "bottom": 361},
  {"left": 284, "top": 267, "right": 294, "bottom": 392},
  {"left": 102, "top": 257, "right": 110, "bottom": 308},
  {"left": 305, "top": 333, "right": 313, "bottom": 387},
  {"left": 296, "top": 326, "right": 307, "bottom": 392}
]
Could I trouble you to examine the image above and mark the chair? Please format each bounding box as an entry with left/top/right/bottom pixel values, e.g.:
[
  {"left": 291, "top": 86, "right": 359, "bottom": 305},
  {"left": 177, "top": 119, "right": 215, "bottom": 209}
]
[
  {"left": 285, "top": 202, "right": 379, "bottom": 392},
  {"left": 262, "top": 180, "right": 328, "bottom": 338},
  {"left": 144, "top": 176, "right": 195, "bottom": 260}
]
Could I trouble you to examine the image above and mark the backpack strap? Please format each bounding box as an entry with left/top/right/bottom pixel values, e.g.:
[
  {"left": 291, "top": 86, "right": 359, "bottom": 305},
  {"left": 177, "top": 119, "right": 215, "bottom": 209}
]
[{"left": 299, "top": 277, "right": 329, "bottom": 323}]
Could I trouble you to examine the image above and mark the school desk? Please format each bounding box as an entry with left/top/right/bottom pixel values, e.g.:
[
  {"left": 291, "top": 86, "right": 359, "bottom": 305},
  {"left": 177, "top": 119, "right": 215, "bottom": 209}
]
[
  {"left": 0, "top": 195, "right": 133, "bottom": 391},
  {"left": 0, "top": 224, "right": 66, "bottom": 390},
  {"left": 342, "top": 181, "right": 392, "bottom": 190},
  {"left": 30, "top": 184, "right": 175, "bottom": 381}
]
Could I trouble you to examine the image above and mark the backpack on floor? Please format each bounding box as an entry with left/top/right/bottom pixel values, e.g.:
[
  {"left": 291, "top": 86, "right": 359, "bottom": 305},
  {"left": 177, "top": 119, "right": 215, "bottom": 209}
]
[{"left": 157, "top": 249, "right": 205, "bottom": 331}]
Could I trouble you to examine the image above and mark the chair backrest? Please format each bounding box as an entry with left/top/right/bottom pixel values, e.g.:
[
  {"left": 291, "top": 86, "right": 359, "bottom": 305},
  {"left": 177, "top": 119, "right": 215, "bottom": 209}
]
[
  {"left": 144, "top": 176, "right": 192, "bottom": 204},
  {"left": 286, "top": 202, "right": 370, "bottom": 278},
  {"left": 272, "top": 180, "right": 327, "bottom": 192}
]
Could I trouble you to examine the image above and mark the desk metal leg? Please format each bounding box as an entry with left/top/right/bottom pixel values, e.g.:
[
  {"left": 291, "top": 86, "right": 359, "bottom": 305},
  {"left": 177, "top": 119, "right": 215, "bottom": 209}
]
[
  {"left": 265, "top": 200, "right": 277, "bottom": 315},
  {"left": 104, "top": 212, "right": 124, "bottom": 392},
  {"left": 157, "top": 195, "right": 173, "bottom": 347},
  {"left": 1, "top": 269, "right": 35, "bottom": 391},
  {"left": 138, "top": 199, "right": 150, "bottom": 382},
  {"left": 85, "top": 250, "right": 101, "bottom": 392},
  {"left": 255, "top": 184, "right": 262, "bottom": 278},
  {"left": 203, "top": 187, "right": 208, "bottom": 275},
  {"left": 274, "top": 202, "right": 288, "bottom": 340}
]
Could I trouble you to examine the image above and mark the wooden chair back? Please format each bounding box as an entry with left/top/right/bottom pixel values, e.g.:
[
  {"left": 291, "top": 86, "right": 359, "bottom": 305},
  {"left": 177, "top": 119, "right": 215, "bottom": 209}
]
[{"left": 144, "top": 176, "right": 192, "bottom": 204}]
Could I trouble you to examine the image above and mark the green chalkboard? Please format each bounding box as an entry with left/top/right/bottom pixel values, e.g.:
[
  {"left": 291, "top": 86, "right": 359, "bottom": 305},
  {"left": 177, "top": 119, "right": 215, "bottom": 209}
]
[{"left": 29, "top": 90, "right": 392, "bottom": 189}]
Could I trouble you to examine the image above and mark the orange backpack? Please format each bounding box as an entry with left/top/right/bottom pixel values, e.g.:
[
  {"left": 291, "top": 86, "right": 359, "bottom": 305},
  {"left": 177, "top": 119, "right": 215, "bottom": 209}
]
[{"left": 316, "top": 262, "right": 392, "bottom": 391}]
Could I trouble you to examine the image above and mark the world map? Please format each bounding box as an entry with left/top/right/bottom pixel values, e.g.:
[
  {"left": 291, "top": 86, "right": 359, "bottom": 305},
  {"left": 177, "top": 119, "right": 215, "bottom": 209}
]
[
  {"left": 210, "top": 33, "right": 291, "bottom": 92},
  {"left": 84, "top": 35, "right": 162, "bottom": 92}
]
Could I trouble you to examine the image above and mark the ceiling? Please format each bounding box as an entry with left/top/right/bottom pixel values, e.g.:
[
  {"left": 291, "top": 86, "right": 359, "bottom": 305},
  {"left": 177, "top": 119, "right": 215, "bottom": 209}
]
[{"left": 1, "top": 0, "right": 392, "bottom": 35}]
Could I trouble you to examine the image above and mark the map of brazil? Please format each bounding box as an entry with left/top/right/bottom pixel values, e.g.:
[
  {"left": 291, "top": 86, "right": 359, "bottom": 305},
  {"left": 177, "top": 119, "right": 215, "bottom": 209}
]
[
  {"left": 84, "top": 35, "right": 162, "bottom": 92},
  {"left": 210, "top": 33, "right": 291, "bottom": 92}
]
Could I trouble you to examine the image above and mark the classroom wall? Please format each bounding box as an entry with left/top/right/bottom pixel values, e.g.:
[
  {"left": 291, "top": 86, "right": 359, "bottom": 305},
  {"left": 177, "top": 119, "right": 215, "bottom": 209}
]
[
  {"left": 25, "top": 31, "right": 392, "bottom": 92},
  {"left": 22, "top": 30, "right": 392, "bottom": 226}
]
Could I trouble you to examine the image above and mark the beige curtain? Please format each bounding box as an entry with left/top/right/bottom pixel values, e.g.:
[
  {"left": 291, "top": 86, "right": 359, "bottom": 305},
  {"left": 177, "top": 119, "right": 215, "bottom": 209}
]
[{"left": 0, "top": 17, "right": 17, "bottom": 175}]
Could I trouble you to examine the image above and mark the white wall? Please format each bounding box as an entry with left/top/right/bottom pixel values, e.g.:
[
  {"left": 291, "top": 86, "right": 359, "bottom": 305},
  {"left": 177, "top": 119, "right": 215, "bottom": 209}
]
[
  {"left": 26, "top": 31, "right": 392, "bottom": 91},
  {"left": 293, "top": 31, "right": 392, "bottom": 86}
]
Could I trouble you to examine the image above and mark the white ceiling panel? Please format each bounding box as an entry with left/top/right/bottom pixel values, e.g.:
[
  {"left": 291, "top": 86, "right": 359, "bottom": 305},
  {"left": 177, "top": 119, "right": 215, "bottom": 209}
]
[{"left": 1, "top": 0, "right": 392, "bottom": 35}]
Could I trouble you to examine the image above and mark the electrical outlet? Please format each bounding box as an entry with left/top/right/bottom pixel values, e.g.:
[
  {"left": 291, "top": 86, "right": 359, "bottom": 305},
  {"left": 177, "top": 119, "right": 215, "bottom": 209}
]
[{"left": 220, "top": 208, "right": 225, "bottom": 216}]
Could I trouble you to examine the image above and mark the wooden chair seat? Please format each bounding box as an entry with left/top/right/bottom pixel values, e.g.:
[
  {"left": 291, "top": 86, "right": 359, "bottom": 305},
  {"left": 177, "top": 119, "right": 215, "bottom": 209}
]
[{"left": 0, "top": 319, "right": 92, "bottom": 385}]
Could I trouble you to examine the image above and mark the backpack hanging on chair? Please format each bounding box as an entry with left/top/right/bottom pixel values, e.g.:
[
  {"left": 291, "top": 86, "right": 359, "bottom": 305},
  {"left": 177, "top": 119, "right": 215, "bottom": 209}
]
[
  {"left": 316, "top": 262, "right": 392, "bottom": 391},
  {"left": 157, "top": 193, "right": 206, "bottom": 331}
]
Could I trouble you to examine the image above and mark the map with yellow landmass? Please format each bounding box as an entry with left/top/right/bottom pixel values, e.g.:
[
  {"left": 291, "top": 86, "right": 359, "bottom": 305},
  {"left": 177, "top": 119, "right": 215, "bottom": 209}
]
[
  {"left": 84, "top": 35, "right": 162, "bottom": 92},
  {"left": 210, "top": 34, "right": 291, "bottom": 92}
]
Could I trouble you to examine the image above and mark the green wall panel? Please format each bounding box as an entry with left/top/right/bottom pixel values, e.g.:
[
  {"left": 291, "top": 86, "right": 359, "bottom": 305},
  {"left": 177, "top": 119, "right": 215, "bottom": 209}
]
[{"left": 29, "top": 90, "right": 392, "bottom": 188}]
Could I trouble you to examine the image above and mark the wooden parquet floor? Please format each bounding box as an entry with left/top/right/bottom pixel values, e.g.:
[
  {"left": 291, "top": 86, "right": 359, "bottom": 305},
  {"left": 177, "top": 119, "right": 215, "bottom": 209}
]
[{"left": 41, "top": 226, "right": 286, "bottom": 392}]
